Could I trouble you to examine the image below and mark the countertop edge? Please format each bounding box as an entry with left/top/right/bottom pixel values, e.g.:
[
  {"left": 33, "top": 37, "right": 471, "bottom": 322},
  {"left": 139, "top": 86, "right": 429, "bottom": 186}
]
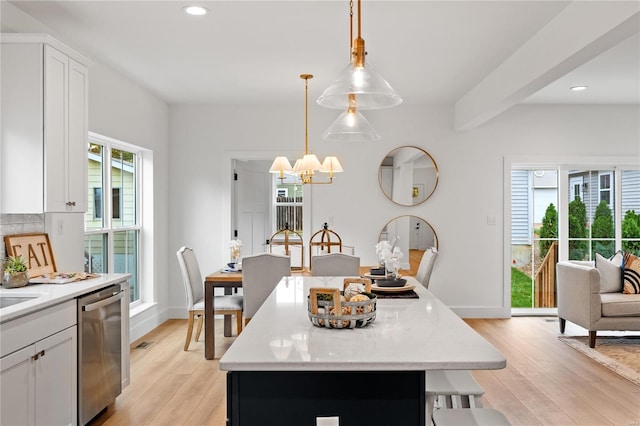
[{"left": 0, "top": 273, "right": 131, "bottom": 323}]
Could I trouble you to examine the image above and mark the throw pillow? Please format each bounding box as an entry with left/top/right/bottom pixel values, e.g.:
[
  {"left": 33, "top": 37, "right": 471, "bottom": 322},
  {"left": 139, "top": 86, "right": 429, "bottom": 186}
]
[
  {"left": 622, "top": 252, "right": 640, "bottom": 294},
  {"left": 595, "top": 252, "right": 623, "bottom": 293}
]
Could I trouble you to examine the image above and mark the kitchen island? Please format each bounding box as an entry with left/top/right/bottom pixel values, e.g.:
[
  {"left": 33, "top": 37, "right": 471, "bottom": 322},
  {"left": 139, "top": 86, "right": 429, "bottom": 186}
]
[{"left": 220, "top": 276, "right": 506, "bottom": 425}]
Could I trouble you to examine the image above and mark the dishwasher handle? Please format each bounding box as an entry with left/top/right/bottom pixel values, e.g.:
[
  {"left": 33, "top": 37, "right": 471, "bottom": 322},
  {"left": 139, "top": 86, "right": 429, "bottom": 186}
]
[{"left": 82, "top": 290, "right": 125, "bottom": 312}]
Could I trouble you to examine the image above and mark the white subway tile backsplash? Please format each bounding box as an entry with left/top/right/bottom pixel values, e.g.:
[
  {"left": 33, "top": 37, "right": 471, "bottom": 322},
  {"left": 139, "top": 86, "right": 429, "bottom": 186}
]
[{"left": 0, "top": 213, "right": 45, "bottom": 260}]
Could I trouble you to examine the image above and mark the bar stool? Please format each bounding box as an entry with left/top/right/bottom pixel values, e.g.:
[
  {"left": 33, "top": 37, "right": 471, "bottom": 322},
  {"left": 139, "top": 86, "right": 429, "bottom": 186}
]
[
  {"left": 432, "top": 408, "right": 510, "bottom": 425},
  {"left": 426, "top": 370, "right": 485, "bottom": 421}
]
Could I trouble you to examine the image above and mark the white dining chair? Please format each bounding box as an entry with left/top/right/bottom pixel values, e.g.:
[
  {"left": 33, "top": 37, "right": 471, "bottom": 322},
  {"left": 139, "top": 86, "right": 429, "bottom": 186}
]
[
  {"left": 416, "top": 247, "right": 438, "bottom": 288},
  {"left": 311, "top": 253, "right": 360, "bottom": 276},
  {"left": 241, "top": 253, "right": 291, "bottom": 324},
  {"left": 176, "top": 246, "right": 243, "bottom": 351}
]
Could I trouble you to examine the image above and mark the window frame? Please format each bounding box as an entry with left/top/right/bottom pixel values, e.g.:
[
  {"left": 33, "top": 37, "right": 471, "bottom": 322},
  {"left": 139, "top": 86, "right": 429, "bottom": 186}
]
[
  {"left": 85, "top": 132, "right": 144, "bottom": 308},
  {"left": 506, "top": 156, "right": 639, "bottom": 315}
]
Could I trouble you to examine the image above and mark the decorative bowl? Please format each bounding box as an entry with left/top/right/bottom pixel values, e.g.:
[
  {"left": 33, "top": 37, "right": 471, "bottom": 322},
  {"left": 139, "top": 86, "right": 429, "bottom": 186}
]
[
  {"left": 369, "top": 267, "right": 386, "bottom": 276},
  {"left": 375, "top": 278, "right": 407, "bottom": 288}
]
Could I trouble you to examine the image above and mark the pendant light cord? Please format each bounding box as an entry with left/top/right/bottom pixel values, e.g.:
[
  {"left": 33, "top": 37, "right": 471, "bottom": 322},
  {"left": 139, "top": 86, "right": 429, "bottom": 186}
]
[
  {"left": 300, "top": 74, "right": 313, "bottom": 155},
  {"left": 349, "top": 0, "right": 353, "bottom": 52},
  {"left": 305, "top": 77, "right": 309, "bottom": 155}
]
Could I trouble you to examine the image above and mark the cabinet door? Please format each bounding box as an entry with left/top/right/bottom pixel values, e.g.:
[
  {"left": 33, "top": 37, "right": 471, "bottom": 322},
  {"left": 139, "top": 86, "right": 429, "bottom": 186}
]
[
  {"left": 44, "top": 45, "right": 69, "bottom": 212},
  {"left": 35, "top": 326, "right": 77, "bottom": 426},
  {"left": 67, "top": 59, "right": 88, "bottom": 212},
  {"left": 0, "top": 43, "right": 45, "bottom": 213},
  {"left": 0, "top": 345, "right": 36, "bottom": 426}
]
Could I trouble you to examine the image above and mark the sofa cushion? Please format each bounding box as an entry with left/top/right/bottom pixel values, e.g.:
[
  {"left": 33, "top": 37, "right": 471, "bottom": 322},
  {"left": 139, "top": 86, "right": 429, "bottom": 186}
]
[
  {"left": 601, "top": 292, "right": 640, "bottom": 316},
  {"left": 622, "top": 252, "right": 640, "bottom": 294},
  {"left": 595, "top": 252, "right": 622, "bottom": 293}
]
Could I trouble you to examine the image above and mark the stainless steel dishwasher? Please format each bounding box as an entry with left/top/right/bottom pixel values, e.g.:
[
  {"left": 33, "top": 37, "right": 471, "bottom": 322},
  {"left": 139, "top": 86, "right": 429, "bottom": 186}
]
[{"left": 77, "top": 284, "right": 124, "bottom": 425}]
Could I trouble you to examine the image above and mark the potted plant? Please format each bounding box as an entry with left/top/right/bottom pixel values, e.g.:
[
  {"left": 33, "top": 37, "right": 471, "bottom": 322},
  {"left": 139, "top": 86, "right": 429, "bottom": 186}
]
[{"left": 3, "top": 255, "right": 29, "bottom": 288}]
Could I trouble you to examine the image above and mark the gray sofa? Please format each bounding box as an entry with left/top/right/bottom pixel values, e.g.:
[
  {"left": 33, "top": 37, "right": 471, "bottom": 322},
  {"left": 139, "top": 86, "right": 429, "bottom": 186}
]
[{"left": 556, "top": 261, "right": 640, "bottom": 347}]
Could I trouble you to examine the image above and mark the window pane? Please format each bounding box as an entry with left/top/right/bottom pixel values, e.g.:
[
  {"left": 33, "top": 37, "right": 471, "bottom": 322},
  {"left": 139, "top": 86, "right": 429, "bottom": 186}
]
[
  {"left": 568, "top": 169, "right": 615, "bottom": 260},
  {"left": 114, "top": 230, "right": 139, "bottom": 302},
  {"left": 622, "top": 170, "right": 640, "bottom": 256},
  {"left": 84, "top": 233, "right": 107, "bottom": 273},
  {"left": 112, "top": 148, "right": 136, "bottom": 227},
  {"left": 86, "top": 143, "right": 104, "bottom": 230},
  {"left": 511, "top": 169, "right": 558, "bottom": 308}
]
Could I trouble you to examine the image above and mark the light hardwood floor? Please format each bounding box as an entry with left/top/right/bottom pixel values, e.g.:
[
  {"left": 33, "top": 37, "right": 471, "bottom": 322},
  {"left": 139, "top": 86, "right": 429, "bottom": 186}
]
[{"left": 91, "top": 316, "right": 640, "bottom": 425}]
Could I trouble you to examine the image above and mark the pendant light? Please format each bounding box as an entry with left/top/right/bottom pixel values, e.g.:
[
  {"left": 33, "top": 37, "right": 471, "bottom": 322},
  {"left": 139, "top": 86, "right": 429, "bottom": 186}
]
[
  {"left": 271, "top": 74, "right": 343, "bottom": 185},
  {"left": 317, "top": 0, "right": 402, "bottom": 111},
  {"left": 321, "top": 93, "right": 381, "bottom": 141}
]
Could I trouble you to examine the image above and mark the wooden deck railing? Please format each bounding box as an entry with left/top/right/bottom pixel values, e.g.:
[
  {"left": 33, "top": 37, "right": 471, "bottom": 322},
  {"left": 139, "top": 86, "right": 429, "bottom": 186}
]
[{"left": 534, "top": 241, "right": 558, "bottom": 307}]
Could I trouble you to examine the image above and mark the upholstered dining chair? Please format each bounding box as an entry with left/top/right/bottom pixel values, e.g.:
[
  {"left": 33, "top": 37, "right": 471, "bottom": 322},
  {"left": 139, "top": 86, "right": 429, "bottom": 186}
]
[
  {"left": 311, "top": 253, "right": 360, "bottom": 276},
  {"left": 176, "top": 246, "right": 243, "bottom": 351},
  {"left": 415, "top": 247, "right": 438, "bottom": 288},
  {"left": 241, "top": 253, "right": 291, "bottom": 324}
]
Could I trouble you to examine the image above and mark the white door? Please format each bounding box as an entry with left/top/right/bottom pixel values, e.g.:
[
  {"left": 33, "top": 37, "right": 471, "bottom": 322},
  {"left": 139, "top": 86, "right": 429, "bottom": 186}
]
[
  {"left": 569, "top": 176, "right": 583, "bottom": 201},
  {"left": 234, "top": 160, "right": 272, "bottom": 258}
]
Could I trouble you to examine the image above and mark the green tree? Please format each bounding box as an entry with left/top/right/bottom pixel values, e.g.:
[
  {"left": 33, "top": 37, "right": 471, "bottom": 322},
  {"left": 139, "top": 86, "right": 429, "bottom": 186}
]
[
  {"left": 622, "top": 210, "right": 640, "bottom": 255},
  {"left": 568, "top": 197, "right": 588, "bottom": 260},
  {"left": 592, "top": 201, "right": 614, "bottom": 258},
  {"left": 539, "top": 203, "right": 558, "bottom": 258}
]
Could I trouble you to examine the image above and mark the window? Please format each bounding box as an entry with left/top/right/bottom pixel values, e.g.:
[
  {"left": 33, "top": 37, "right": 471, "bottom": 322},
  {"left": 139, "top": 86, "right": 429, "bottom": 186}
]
[
  {"left": 93, "top": 188, "right": 120, "bottom": 219},
  {"left": 599, "top": 172, "right": 612, "bottom": 205},
  {"left": 510, "top": 165, "right": 640, "bottom": 312},
  {"left": 567, "top": 169, "right": 615, "bottom": 260},
  {"left": 85, "top": 135, "right": 142, "bottom": 304}
]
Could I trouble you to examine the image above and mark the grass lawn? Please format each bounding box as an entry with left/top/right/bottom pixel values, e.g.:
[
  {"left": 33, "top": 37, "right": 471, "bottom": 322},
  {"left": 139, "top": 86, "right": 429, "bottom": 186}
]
[{"left": 511, "top": 267, "right": 533, "bottom": 308}]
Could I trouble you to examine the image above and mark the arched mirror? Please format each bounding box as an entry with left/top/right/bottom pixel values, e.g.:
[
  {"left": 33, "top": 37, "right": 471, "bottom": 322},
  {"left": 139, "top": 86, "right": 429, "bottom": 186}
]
[
  {"left": 378, "top": 146, "right": 439, "bottom": 206},
  {"left": 378, "top": 216, "right": 438, "bottom": 273}
]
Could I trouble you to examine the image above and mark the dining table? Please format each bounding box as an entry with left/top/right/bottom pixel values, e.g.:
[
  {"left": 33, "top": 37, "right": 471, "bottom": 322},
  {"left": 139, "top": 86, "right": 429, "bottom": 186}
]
[
  {"left": 203, "top": 269, "right": 243, "bottom": 360},
  {"left": 218, "top": 275, "right": 507, "bottom": 425}
]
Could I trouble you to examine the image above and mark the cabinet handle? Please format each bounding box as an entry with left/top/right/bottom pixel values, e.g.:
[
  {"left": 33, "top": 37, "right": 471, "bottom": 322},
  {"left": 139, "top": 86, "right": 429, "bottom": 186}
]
[
  {"left": 66, "top": 201, "right": 76, "bottom": 207},
  {"left": 31, "top": 350, "right": 46, "bottom": 361}
]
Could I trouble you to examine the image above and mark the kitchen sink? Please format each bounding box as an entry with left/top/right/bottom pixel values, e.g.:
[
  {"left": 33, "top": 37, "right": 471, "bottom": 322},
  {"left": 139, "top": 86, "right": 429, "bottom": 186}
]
[{"left": 0, "top": 295, "right": 39, "bottom": 309}]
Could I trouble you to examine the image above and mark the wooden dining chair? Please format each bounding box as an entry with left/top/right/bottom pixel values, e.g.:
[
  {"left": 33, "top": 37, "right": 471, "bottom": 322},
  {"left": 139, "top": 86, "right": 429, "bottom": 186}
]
[
  {"left": 241, "top": 253, "right": 291, "bottom": 324},
  {"left": 176, "top": 246, "right": 243, "bottom": 351},
  {"left": 311, "top": 253, "right": 360, "bottom": 276}
]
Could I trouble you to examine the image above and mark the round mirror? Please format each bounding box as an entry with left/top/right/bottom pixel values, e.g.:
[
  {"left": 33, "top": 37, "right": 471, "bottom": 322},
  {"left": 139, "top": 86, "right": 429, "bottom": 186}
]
[
  {"left": 378, "top": 146, "right": 439, "bottom": 206},
  {"left": 378, "top": 216, "right": 438, "bottom": 272}
]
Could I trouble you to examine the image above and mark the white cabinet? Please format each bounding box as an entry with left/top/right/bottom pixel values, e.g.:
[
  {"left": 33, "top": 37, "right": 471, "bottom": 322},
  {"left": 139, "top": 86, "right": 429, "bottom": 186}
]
[
  {"left": 1, "top": 34, "right": 89, "bottom": 213},
  {"left": 0, "top": 300, "right": 77, "bottom": 426}
]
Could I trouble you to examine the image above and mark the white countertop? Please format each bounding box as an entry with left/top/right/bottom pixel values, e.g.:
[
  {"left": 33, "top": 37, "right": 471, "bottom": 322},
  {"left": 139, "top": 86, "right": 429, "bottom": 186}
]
[
  {"left": 0, "top": 274, "right": 131, "bottom": 323},
  {"left": 219, "top": 276, "right": 507, "bottom": 372}
]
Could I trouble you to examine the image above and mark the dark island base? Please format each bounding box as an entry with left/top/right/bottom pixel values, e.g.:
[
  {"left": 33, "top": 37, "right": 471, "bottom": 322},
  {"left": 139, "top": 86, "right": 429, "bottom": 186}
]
[{"left": 227, "top": 370, "right": 426, "bottom": 426}]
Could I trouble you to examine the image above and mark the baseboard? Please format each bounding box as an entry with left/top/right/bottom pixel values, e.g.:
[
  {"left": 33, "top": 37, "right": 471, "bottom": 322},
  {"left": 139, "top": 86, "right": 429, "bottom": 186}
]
[
  {"left": 130, "top": 305, "right": 170, "bottom": 343},
  {"left": 449, "top": 306, "right": 511, "bottom": 318}
]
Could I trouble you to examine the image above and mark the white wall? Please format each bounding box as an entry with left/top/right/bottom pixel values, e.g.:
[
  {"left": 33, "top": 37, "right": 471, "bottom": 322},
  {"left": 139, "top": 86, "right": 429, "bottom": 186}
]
[
  {"left": 169, "top": 103, "right": 639, "bottom": 318},
  {"left": 89, "top": 62, "right": 170, "bottom": 341}
]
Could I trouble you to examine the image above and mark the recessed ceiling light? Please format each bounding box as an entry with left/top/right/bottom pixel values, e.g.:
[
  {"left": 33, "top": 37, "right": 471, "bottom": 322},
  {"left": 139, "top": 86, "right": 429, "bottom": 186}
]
[
  {"left": 570, "top": 86, "right": 588, "bottom": 92},
  {"left": 183, "top": 5, "right": 209, "bottom": 16}
]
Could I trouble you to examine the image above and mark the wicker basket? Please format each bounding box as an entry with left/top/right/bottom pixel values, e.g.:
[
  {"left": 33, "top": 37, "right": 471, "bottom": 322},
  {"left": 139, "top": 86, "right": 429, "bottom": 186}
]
[{"left": 307, "top": 278, "right": 377, "bottom": 329}]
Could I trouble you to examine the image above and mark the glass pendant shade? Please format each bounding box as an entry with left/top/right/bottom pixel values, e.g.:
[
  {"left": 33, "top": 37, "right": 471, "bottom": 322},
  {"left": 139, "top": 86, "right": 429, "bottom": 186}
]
[
  {"left": 317, "top": 61, "right": 402, "bottom": 110},
  {"left": 322, "top": 108, "right": 381, "bottom": 141}
]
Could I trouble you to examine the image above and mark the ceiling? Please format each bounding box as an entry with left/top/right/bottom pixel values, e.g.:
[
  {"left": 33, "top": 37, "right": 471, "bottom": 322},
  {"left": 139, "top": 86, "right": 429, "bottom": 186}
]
[{"left": 3, "top": 1, "right": 639, "bottom": 109}]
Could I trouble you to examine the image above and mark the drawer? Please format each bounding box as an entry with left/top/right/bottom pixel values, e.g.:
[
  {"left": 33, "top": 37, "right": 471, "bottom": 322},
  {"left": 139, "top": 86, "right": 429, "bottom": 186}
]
[{"left": 0, "top": 299, "right": 76, "bottom": 357}]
